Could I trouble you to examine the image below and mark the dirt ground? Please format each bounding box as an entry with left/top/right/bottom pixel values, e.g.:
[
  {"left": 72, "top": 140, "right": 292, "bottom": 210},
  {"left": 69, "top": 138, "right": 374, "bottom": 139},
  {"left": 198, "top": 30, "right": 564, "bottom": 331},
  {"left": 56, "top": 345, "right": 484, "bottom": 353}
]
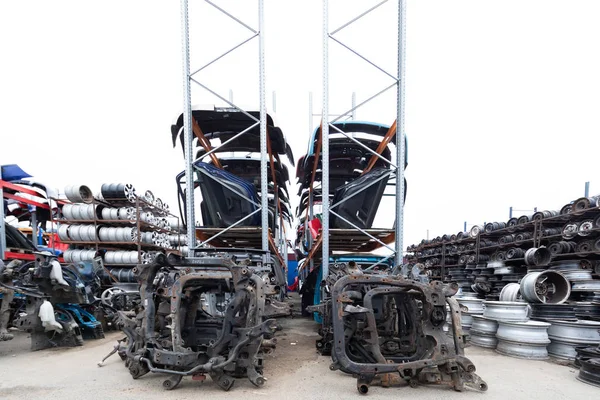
[{"left": 0, "top": 296, "right": 598, "bottom": 400}]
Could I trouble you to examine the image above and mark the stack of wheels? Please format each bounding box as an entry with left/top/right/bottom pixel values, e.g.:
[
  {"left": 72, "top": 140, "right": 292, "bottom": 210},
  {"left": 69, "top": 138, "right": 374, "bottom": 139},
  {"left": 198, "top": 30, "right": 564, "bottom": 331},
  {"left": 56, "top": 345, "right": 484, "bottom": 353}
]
[
  {"left": 101, "top": 207, "right": 121, "bottom": 220},
  {"left": 547, "top": 320, "right": 600, "bottom": 361},
  {"left": 62, "top": 203, "right": 97, "bottom": 220},
  {"left": 475, "top": 265, "right": 497, "bottom": 301},
  {"left": 64, "top": 249, "right": 98, "bottom": 262},
  {"left": 98, "top": 227, "right": 137, "bottom": 243},
  {"left": 495, "top": 321, "right": 551, "bottom": 360},
  {"left": 448, "top": 267, "right": 471, "bottom": 290},
  {"left": 105, "top": 268, "right": 137, "bottom": 283},
  {"left": 100, "top": 183, "right": 136, "bottom": 202},
  {"left": 548, "top": 241, "right": 577, "bottom": 256},
  {"left": 485, "top": 262, "right": 524, "bottom": 301},
  {"left": 482, "top": 301, "right": 530, "bottom": 322},
  {"left": 573, "top": 302, "right": 600, "bottom": 320},
  {"left": 571, "top": 280, "right": 600, "bottom": 297},
  {"left": 530, "top": 304, "right": 578, "bottom": 321},
  {"left": 471, "top": 280, "right": 491, "bottom": 298},
  {"left": 476, "top": 301, "right": 530, "bottom": 351},
  {"left": 104, "top": 251, "right": 143, "bottom": 264},
  {"left": 456, "top": 297, "right": 484, "bottom": 336},
  {"left": 60, "top": 225, "right": 99, "bottom": 242},
  {"left": 469, "top": 316, "right": 499, "bottom": 349}
]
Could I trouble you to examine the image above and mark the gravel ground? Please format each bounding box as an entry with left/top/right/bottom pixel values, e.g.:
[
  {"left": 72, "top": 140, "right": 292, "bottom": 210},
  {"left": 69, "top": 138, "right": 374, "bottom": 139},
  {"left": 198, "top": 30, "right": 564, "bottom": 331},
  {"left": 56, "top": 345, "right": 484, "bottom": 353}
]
[{"left": 0, "top": 307, "right": 597, "bottom": 400}]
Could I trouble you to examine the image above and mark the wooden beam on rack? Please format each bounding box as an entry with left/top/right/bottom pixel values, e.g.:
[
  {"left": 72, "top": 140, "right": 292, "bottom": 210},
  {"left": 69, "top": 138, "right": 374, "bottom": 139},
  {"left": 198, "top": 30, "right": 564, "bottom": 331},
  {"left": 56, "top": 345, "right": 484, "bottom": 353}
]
[
  {"left": 298, "top": 234, "right": 323, "bottom": 273},
  {"left": 267, "top": 134, "right": 287, "bottom": 237},
  {"left": 268, "top": 234, "right": 286, "bottom": 266},
  {"left": 304, "top": 119, "right": 323, "bottom": 222},
  {"left": 362, "top": 119, "right": 397, "bottom": 175},
  {"left": 192, "top": 116, "right": 222, "bottom": 169}
]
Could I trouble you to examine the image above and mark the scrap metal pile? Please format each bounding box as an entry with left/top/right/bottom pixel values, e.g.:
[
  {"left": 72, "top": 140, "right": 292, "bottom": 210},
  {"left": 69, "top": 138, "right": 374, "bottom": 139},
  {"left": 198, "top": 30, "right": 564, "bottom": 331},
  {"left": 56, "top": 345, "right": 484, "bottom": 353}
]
[
  {"left": 0, "top": 174, "right": 184, "bottom": 349},
  {"left": 309, "top": 262, "right": 487, "bottom": 394},
  {"left": 408, "top": 195, "right": 600, "bottom": 387},
  {"left": 295, "top": 122, "right": 487, "bottom": 394},
  {"left": 114, "top": 251, "right": 278, "bottom": 390},
  {"left": 101, "top": 106, "right": 294, "bottom": 390},
  {"left": 0, "top": 252, "right": 104, "bottom": 350}
]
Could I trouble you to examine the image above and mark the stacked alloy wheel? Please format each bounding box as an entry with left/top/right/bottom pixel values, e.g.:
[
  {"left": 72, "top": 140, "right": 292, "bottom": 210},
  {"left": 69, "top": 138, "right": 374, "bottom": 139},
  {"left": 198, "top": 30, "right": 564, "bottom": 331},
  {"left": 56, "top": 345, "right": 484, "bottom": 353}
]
[
  {"left": 469, "top": 316, "right": 499, "bottom": 349},
  {"left": 547, "top": 320, "right": 600, "bottom": 361},
  {"left": 495, "top": 321, "right": 551, "bottom": 360}
]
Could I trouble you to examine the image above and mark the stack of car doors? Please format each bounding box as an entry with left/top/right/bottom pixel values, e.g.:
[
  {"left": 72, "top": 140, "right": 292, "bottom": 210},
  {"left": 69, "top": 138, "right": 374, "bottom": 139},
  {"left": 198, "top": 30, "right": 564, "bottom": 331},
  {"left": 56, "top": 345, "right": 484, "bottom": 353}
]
[
  {"left": 295, "top": 121, "right": 406, "bottom": 256},
  {"left": 172, "top": 107, "right": 293, "bottom": 249},
  {"left": 296, "top": 120, "right": 405, "bottom": 320},
  {"left": 295, "top": 121, "right": 406, "bottom": 278},
  {"left": 170, "top": 107, "right": 293, "bottom": 298}
]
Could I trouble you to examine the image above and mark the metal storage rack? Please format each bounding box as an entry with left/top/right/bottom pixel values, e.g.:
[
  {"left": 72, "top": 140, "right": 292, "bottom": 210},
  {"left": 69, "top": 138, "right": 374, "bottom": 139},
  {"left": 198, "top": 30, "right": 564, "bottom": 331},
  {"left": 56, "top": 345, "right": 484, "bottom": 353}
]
[
  {"left": 178, "top": 0, "right": 289, "bottom": 267},
  {"left": 301, "top": 0, "right": 407, "bottom": 277},
  {"left": 407, "top": 200, "right": 600, "bottom": 300}
]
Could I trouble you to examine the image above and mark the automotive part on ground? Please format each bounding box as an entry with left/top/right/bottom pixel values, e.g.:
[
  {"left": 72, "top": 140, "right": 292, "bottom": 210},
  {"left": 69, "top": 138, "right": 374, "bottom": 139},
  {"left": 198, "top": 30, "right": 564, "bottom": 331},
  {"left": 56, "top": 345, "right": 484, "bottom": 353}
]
[
  {"left": 495, "top": 321, "right": 551, "bottom": 360},
  {"left": 309, "top": 262, "right": 487, "bottom": 394},
  {"left": 116, "top": 253, "right": 278, "bottom": 391},
  {"left": 578, "top": 358, "right": 600, "bottom": 387}
]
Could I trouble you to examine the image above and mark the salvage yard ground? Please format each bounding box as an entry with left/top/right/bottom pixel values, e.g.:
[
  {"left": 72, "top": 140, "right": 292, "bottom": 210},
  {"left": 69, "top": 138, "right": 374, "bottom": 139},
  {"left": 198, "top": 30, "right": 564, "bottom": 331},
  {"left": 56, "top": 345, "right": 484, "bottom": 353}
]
[{"left": 0, "top": 308, "right": 597, "bottom": 400}]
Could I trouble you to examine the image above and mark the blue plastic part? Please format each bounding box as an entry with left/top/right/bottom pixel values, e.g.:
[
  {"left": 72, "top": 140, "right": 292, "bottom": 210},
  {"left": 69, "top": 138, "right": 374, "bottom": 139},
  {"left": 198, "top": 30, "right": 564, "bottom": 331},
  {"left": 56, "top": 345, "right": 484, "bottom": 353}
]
[
  {"left": 56, "top": 304, "right": 101, "bottom": 329},
  {"left": 194, "top": 162, "right": 262, "bottom": 226},
  {"left": 1, "top": 164, "right": 32, "bottom": 181},
  {"left": 310, "top": 254, "right": 394, "bottom": 324},
  {"left": 0, "top": 293, "right": 26, "bottom": 299},
  {"left": 313, "top": 266, "right": 323, "bottom": 324}
]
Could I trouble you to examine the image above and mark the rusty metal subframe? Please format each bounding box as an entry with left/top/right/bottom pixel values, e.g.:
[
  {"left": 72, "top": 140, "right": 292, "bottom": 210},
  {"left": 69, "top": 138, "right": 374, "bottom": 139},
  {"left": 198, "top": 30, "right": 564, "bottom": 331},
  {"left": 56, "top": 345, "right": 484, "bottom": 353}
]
[
  {"left": 329, "top": 274, "right": 487, "bottom": 393},
  {"left": 124, "top": 255, "right": 277, "bottom": 390}
]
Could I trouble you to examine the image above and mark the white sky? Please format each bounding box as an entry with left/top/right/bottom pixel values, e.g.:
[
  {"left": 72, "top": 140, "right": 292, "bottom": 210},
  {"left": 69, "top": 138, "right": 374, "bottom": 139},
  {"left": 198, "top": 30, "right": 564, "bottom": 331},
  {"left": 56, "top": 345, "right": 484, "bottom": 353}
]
[{"left": 1, "top": 1, "right": 600, "bottom": 252}]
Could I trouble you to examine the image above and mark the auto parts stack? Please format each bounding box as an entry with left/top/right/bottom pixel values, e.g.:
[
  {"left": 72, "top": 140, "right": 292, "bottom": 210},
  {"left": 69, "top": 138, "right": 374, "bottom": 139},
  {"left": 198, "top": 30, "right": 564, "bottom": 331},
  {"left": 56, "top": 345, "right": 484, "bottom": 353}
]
[
  {"left": 58, "top": 183, "right": 182, "bottom": 282},
  {"left": 115, "top": 252, "right": 277, "bottom": 390},
  {"left": 406, "top": 195, "right": 600, "bottom": 387},
  {"left": 105, "top": 107, "right": 293, "bottom": 390}
]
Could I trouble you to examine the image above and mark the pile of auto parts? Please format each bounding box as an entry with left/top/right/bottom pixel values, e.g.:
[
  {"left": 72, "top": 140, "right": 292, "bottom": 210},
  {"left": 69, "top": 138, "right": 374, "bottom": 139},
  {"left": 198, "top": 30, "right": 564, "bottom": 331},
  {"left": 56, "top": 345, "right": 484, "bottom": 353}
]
[
  {"left": 0, "top": 252, "right": 106, "bottom": 350},
  {"left": 114, "top": 253, "right": 278, "bottom": 391},
  {"left": 170, "top": 107, "right": 291, "bottom": 315},
  {"left": 172, "top": 107, "right": 294, "bottom": 236},
  {"left": 309, "top": 262, "right": 487, "bottom": 394},
  {"left": 57, "top": 184, "right": 182, "bottom": 283},
  {"left": 406, "top": 193, "right": 600, "bottom": 308}
]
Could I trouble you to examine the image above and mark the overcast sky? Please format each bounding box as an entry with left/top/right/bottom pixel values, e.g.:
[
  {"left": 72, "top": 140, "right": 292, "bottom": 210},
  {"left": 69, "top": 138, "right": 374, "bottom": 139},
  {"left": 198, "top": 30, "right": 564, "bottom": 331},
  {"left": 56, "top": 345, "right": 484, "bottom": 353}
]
[{"left": 1, "top": 1, "right": 600, "bottom": 253}]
